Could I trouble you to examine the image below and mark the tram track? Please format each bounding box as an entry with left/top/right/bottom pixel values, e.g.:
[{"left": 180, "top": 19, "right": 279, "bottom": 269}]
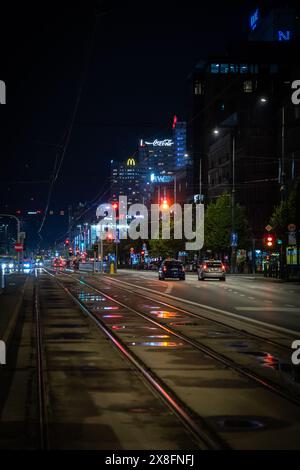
[
  {"left": 57, "top": 270, "right": 300, "bottom": 405},
  {"left": 44, "top": 268, "right": 228, "bottom": 449},
  {"left": 43, "top": 268, "right": 300, "bottom": 449}
]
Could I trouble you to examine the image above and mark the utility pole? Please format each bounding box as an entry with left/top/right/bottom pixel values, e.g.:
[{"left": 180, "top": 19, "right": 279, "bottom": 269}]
[
  {"left": 231, "top": 134, "right": 236, "bottom": 274},
  {"left": 281, "top": 105, "right": 286, "bottom": 202},
  {"left": 100, "top": 237, "right": 104, "bottom": 273}
]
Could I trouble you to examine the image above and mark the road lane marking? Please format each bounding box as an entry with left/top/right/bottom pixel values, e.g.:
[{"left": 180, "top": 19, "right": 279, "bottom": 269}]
[
  {"left": 105, "top": 276, "right": 300, "bottom": 336},
  {"left": 235, "top": 307, "right": 300, "bottom": 312},
  {"left": 165, "top": 284, "right": 173, "bottom": 294}
]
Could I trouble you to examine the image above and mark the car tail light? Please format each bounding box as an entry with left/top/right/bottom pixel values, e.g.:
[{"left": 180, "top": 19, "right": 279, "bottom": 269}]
[
  {"left": 203, "top": 264, "right": 207, "bottom": 270},
  {"left": 163, "top": 266, "right": 167, "bottom": 272},
  {"left": 221, "top": 264, "right": 225, "bottom": 271},
  {"left": 182, "top": 266, "right": 185, "bottom": 272}
]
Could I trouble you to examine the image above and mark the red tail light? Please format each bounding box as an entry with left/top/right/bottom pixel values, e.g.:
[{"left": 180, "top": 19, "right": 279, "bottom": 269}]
[
  {"left": 203, "top": 264, "right": 207, "bottom": 270},
  {"left": 163, "top": 266, "right": 167, "bottom": 272},
  {"left": 221, "top": 264, "right": 225, "bottom": 271}
]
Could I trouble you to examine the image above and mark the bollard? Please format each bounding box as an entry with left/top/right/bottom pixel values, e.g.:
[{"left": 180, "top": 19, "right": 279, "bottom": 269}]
[{"left": 110, "top": 262, "right": 115, "bottom": 274}]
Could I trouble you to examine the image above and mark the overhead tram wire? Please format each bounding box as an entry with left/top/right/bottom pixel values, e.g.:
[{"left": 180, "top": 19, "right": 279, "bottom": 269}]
[
  {"left": 53, "top": 183, "right": 111, "bottom": 245},
  {"left": 37, "top": 7, "right": 101, "bottom": 239}
]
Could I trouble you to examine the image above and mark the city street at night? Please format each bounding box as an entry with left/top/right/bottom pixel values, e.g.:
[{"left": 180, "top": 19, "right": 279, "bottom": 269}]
[{"left": 1, "top": 0, "right": 300, "bottom": 461}]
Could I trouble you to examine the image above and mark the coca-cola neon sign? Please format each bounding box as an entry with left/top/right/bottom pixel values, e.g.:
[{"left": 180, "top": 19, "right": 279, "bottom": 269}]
[{"left": 145, "top": 139, "right": 173, "bottom": 147}]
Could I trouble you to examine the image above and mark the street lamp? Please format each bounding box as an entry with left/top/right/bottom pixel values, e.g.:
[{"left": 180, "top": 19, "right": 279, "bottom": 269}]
[
  {"left": 258, "top": 96, "right": 287, "bottom": 278},
  {"left": 258, "top": 96, "right": 286, "bottom": 201},
  {"left": 212, "top": 129, "right": 237, "bottom": 273}
]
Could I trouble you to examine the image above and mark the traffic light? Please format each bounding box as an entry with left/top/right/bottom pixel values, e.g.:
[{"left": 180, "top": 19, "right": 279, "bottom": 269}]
[
  {"left": 161, "top": 199, "right": 169, "bottom": 210},
  {"left": 65, "top": 239, "right": 70, "bottom": 246},
  {"left": 141, "top": 250, "right": 145, "bottom": 256},
  {"left": 266, "top": 235, "right": 274, "bottom": 248},
  {"left": 112, "top": 202, "right": 118, "bottom": 210}
]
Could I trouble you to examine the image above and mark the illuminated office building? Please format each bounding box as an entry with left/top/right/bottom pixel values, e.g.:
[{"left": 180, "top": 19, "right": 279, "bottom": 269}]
[{"left": 110, "top": 157, "right": 142, "bottom": 205}]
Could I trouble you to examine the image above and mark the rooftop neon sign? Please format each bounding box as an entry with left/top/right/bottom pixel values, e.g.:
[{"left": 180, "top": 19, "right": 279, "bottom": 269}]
[{"left": 145, "top": 139, "right": 173, "bottom": 147}]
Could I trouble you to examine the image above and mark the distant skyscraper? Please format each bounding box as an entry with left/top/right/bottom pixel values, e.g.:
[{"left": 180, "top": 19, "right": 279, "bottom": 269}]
[
  {"left": 139, "top": 137, "right": 175, "bottom": 176},
  {"left": 172, "top": 115, "right": 191, "bottom": 168}
]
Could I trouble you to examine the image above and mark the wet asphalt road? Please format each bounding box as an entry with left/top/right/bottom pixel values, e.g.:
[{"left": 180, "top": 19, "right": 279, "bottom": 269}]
[{"left": 103, "top": 270, "right": 300, "bottom": 334}]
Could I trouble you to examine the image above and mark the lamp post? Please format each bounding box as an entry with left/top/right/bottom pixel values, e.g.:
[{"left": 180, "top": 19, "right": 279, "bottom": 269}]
[
  {"left": 212, "top": 129, "right": 237, "bottom": 273},
  {"left": 259, "top": 97, "right": 286, "bottom": 201},
  {"left": 259, "top": 97, "right": 287, "bottom": 278}
]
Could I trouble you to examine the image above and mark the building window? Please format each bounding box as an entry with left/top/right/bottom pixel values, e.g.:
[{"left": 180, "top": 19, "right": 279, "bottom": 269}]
[
  {"left": 249, "top": 64, "right": 259, "bottom": 74},
  {"left": 240, "top": 64, "right": 248, "bottom": 74},
  {"left": 243, "top": 80, "right": 253, "bottom": 93},
  {"left": 211, "top": 63, "right": 220, "bottom": 73},
  {"left": 194, "top": 80, "right": 204, "bottom": 95},
  {"left": 230, "top": 64, "right": 238, "bottom": 73},
  {"left": 220, "top": 64, "right": 229, "bottom": 73}
]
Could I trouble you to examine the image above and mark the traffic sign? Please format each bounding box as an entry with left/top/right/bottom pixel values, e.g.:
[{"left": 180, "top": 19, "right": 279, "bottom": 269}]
[
  {"left": 14, "top": 243, "right": 24, "bottom": 252},
  {"left": 288, "top": 223, "right": 296, "bottom": 232},
  {"left": 231, "top": 232, "right": 238, "bottom": 247},
  {"left": 288, "top": 231, "right": 296, "bottom": 245},
  {"left": 265, "top": 224, "right": 272, "bottom": 232}
]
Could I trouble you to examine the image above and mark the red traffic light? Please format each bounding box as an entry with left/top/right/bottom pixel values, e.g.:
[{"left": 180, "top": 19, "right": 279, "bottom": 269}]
[
  {"left": 161, "top": 199, "right": 169, "bottom": 210},
  {"left": 141, "top": 250, "right": 145, "bottom": 256},
  {"left": 65, "top": 239, "right": 70, "bottom": 245},
  {"left": 112, "top": 202, "right": 118, "bottom": 209},
  {"left": 266, "top": 235, "right": 274, "bottom": 247}
]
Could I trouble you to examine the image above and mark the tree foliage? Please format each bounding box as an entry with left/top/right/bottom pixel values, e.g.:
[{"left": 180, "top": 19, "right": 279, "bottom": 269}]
[
  {"left": 270, "top": 179, "right": 300, "bottom": 237},
  {"left": 149, "top": 217, "right": 185, "bottom": 258},
  {"left": 204, "top": 193, "right": 250, "bottom": 252}
]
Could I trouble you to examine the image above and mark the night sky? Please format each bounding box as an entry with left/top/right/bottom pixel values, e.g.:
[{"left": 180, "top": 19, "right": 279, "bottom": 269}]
[{"left": 0, "top": 1, "right": 277, "bottom": 247}]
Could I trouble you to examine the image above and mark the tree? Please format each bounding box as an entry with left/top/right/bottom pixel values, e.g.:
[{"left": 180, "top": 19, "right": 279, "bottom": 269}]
[
  {"left": 149, "top": 216, "right": 185, "bottom": 259},
  {"left": 270, "top": 179, "right": 300, "bottom": 238},
  {"left": 204, "top": 193, "right": 250, "bottom": 254}
]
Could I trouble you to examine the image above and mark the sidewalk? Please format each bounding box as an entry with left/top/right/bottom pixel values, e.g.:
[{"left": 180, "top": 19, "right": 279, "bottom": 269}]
[{"left": 0, "top": 274, "right": 28, "bottom": 343}]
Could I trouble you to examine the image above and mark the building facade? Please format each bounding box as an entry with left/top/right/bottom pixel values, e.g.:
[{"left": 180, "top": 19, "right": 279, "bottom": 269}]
[
  {"left": 191, "top": 5, "right": 300, "bottom": 237},
  {"left": 110, "top": 157, "right": 142, "bottom": 205}
]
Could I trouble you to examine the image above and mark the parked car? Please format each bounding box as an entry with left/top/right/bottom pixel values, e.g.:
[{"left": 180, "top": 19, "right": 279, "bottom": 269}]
[
  {"left": 197, "top": 260, "right": 226, "bottom": 281},
  {"left": 158, "top": 260, "right": 185, "bottom": 280}
]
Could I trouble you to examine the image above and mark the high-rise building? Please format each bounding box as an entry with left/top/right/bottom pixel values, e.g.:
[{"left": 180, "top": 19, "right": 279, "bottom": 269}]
[
  {"left": 110, "top": 157, "right": 142, "bottom": 206},
  {"left": 139, "top": 137, "right": 175, "bottom": 175},
  {"left": 191, "top": 5, "right": 300, "bottom": 236},
  {"left": 172, "top": 115, "right": 191, "bottom": 168}
]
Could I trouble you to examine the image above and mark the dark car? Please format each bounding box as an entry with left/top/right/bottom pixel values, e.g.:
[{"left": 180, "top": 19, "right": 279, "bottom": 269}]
[
  {"left": 158, "top": 260, "right": 185, "bottom": 280},
  {"left": 197, "top": 260, "right": 226, "bottom": 281}
]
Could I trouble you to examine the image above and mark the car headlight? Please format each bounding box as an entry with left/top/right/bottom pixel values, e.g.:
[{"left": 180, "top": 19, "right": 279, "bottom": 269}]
[
  {"left": 1, "top": 263, "right": 6, "bottom": 269},
  {"left": 8, "top": 263, "right": 14, "bottom": 268},
  {"left": 23, "top": 263, "right": 30, "bottom": 268}
]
